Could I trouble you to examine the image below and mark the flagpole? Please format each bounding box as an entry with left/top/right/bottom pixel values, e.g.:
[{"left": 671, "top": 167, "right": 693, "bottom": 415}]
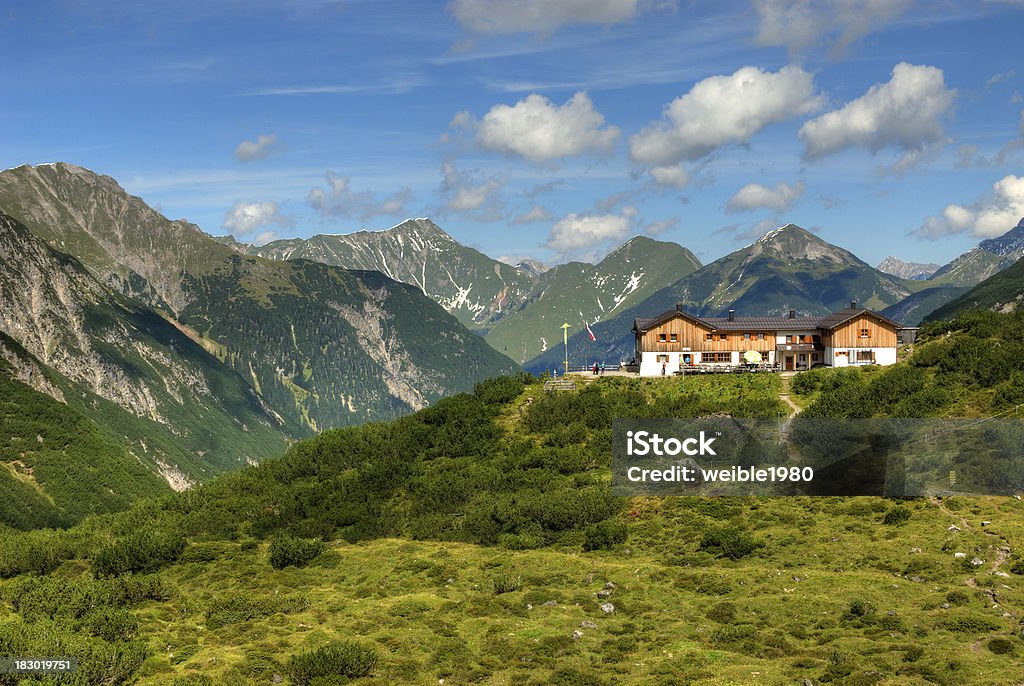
[{"left": 561, "top": 323, "right": 570, "bottom": 375}]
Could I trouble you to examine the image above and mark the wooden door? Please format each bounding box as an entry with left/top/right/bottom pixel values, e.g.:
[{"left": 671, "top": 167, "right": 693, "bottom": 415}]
[{"left": 785, "top": 355, "right": 794, "bottom": 371}]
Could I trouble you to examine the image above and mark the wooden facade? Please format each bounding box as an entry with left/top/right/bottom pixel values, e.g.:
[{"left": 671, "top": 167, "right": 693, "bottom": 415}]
[
  {"left": 821, "top": 313, "right": 898, "bottom": 348},
  {"left": 636, "top": 317, "right": 775, "bottom": 354}
]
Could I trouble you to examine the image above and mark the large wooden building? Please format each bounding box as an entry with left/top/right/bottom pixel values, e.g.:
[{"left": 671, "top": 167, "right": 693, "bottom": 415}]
[{"left": 632, "top": 302, "right": 900, "bottom": 376}]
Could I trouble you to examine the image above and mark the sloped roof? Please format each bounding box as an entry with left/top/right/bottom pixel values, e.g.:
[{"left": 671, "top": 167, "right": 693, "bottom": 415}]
[
  {"left": 633, "top": 306, "right": 902, "bottom": 334},
  {"left": 815, "top": 307, "right": 901, "bottom": 331},
  {"left": 704, "top": 316, "right": 821, "bottom": 331}
]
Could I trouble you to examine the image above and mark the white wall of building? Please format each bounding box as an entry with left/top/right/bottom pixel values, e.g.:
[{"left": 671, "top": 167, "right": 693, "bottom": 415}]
[
  {"left": 826, "top": 347, "right": 897, "bottom": 367},
  {"left": 640, "top": 351, "right": 682, "bottom": 376}
]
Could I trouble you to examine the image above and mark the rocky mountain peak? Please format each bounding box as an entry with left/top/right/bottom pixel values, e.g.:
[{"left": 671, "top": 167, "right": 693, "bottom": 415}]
[
  {"left": 877, "top": 256, "right": 940, "bottom": 280},
  {"left": 978, "top": 216, "right": 1024, "bottom": 257},
  {"left": 514, "top": 258, "right": 547, "bottom": 275},
  {"left": 749, "top": 223, "right": 860, "bottom": 265}
]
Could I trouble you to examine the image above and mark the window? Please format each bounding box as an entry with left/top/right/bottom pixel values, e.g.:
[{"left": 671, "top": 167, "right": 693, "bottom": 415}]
[
  {"left": 656, "top": 354, "right": 669, "bottom": 363},
  {"left": 856, "top": 351, "right": 875, "bottom": 363},
  {"left": 720, "top": 334, "right": 728, "bottom": 342},
  {"left": 744, "top": 333, "right": 751, "bottom": 340},
  {"left": 658, "top": 333, "right": 667, "bottom": 342},
  {"left": 758, "top": 333, "right": 766, "bottom": 340},
  {"left": 703, "top": 352, "right": 732, "bottom": 363},
  {"left": 860, "top": 328, "right": 870, "bottom": 338},
  {"left": 785, "top": 335, "right": 793, "bottom": 344},
  {"left": 705, "top": 333, "right": 713, "bottom": 341},
  {"left": 670, "top": 333, "right": 678, "bottom": 342}
]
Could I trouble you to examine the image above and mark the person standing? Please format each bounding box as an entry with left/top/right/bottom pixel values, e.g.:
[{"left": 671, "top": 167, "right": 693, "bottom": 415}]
[{"left": 661, "top": 362, "right": 666, "bottom": 376}]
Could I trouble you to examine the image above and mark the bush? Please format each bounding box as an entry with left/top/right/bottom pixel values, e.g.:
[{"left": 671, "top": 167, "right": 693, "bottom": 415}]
[
  {"left": 699, "top": 526, "right": 762, "bottom": 560},
  {"left": 987, "top": 637, "right": 1016, "bottom": 655},
  {"left": 287, "top": 640, "right": 378, "bottom": 685},
  {"left": 92, "top": 529, "right": 185, "bottom": 577},
  {"left": 941, "top": 615, "right": 1000, "bottom": 633},
  {"left": 490, "top": 572, "right": 521, "bottom": 595},
  {"left": 582, "top": 519, "right": 628, "bottom": 551},
  {"left": 705, "top": 601, "right": 737, "bottom": 623},
  {"left": 268, "top": 534, "right": 324, "bottom": 570},
  {"left": 883, "top": 505, "right": 912, "bottom": 525},
  {"left": 81, "top": 607, "right": 139, "bottom": 642}
]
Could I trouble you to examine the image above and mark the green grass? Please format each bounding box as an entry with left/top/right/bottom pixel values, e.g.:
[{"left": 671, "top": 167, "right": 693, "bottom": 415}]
[{"left": 0, "top": 312, "right": 1022, "bottom": 684}]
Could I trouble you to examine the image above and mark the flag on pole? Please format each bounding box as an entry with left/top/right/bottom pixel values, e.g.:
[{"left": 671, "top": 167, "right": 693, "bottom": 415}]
[{"left": 585, "top": 321, "right": 596, "bottom": 342}]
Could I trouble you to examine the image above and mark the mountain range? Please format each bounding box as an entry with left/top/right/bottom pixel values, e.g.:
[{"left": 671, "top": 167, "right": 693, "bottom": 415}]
[
  {"left": 0, "top": 163, "right": 517, "bottom": 515},
  {"left": 228, "top": 210, "right": 1024, "bottom": 367},
  {"left": 231, "top": 222, "right": 701, "bottom": 364}
]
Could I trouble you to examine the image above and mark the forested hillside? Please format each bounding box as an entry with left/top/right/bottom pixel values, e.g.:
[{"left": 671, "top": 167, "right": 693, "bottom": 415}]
[{"left": 0, "top": 314, "right": 1022, "bottom": 684}]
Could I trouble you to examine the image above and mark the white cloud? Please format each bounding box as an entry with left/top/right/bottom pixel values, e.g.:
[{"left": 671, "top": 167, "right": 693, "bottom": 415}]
[
  {"left": 449, "top": 0, "right": 668, "bottom": 35},
  {"left": 799, "top": 63, "right": 955, "bottom": 170},
  {"left": 752, "top": 0, "right": 912, "bottom": 56},
  {"left": 465, "top": 92, "right": 619, "bottom": 162},
  {"left": 440, "top": 162, "right": 505, "bottom": 214},
  {"left": 235, "top": 133, "right": 281, "bottom": 162},
  {"left": 915, "top": 175, "right": 1024, "bottom": 239},
  {"left": 987, "top": 69, "right": 1016, "bottom": 87},
  {"left": 512, "top": 205, "right": 554, "bottom": 224},
  {"left": 547, "top": 206, "right": 637, "bottom": 254},
  {"left": 222, "top": 201, "right": 293, "bottom": 240},
  {"left": 649, "top": 165, "right": 689, "bottom": 188},
  {"left": 630, "top": 65, "right": 823, "bottom": 168},
  {"left": 307, "top": 172, "right": 414, "bottom": 220},
  {"left": 726, "top": 181, "right": 806, "bottom": 213}
]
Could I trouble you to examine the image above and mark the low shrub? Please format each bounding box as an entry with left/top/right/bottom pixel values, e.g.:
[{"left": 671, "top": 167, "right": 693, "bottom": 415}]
[
  {"left": 698, "top": 526, "right": 762, "bottom": 560},
  {"left": 287, "top": 640, "right": 378, "bottom": 685},
  {"left": 268, "top": 534, "right": 323, "bottom": 570},
  {"left": 92, "top": 529, "right": 185, "bottom": 577},
  {"left": 883, "top": 505, "right": 912, "bottom": 525},
  {"left": 987, "top": 637, "right": 1016, "bottom": 655},
  {"left": 582, "top": 519, "right": 628, "bottom": 551},
  {"left": 490, "top": 572, "right": 521, "bottom": 595}
]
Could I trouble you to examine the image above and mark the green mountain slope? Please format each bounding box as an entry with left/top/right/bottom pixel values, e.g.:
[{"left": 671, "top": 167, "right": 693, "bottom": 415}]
[
  {"left": 527, "top": 224, "right": 911, "bottom": 371},
  {"left": 0, "top": 164, "right": 518, "bottom": 435},
  {"left": 485, "top": 236, "right": 701, "bottom": 363},
  {"left": 926, "top": 254, "right": 1024, "bottom": 321},
  {"left": 926, "top": 217, "right": 1024, "bottom": 287},
  {"left": 0, "top": 211, "right": 290, "bottom": 489},
  {"left": 0, "top": 334, "right": 169, "bottom": 529},
  {"left": 236, "top": 219, "right": 538, "bottom": 332},
  {"left": 880, "top": 285, "right": 970, "bottom": 326}
]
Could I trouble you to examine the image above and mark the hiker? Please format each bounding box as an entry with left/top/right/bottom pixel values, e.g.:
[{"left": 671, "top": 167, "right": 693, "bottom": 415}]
[
  {"left": 593, "top": 362, "right": 599, "bottom": 375},
  {"left": 600, "top": 362, "right": 605, "bottom": 375},
  {"left": 661, "top": 362, "right": 666, "bottom": 376}
]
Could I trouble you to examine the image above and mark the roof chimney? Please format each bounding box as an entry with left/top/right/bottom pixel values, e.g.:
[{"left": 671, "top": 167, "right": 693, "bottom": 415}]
[
  {"left": 675, "top": 303, "right": 683, "bottom": 312},
  {"left": 728, "top": 309, "right": 735, "bottom": 321},
  {"left": 850, "top": 300, "right": 857, "bottom": 309},
  {"left": 788, "top": 309, "right": 796, "bottom": 319}
]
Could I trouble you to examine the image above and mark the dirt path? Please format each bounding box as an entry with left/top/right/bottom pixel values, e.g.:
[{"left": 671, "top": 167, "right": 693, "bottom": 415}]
[{"left": 778, "top": 374, "right": 802, "bottom": 418}]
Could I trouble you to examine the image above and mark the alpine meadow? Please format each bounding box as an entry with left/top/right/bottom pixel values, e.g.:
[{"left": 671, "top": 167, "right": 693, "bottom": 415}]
[{"left": 2, "top": 2, "right": 1024, "bottom": 685}]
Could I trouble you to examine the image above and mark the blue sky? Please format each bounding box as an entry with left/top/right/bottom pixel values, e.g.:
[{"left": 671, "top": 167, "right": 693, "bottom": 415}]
[{"left": 3, "top": 0, "right": 1023, "bottom": 268}]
